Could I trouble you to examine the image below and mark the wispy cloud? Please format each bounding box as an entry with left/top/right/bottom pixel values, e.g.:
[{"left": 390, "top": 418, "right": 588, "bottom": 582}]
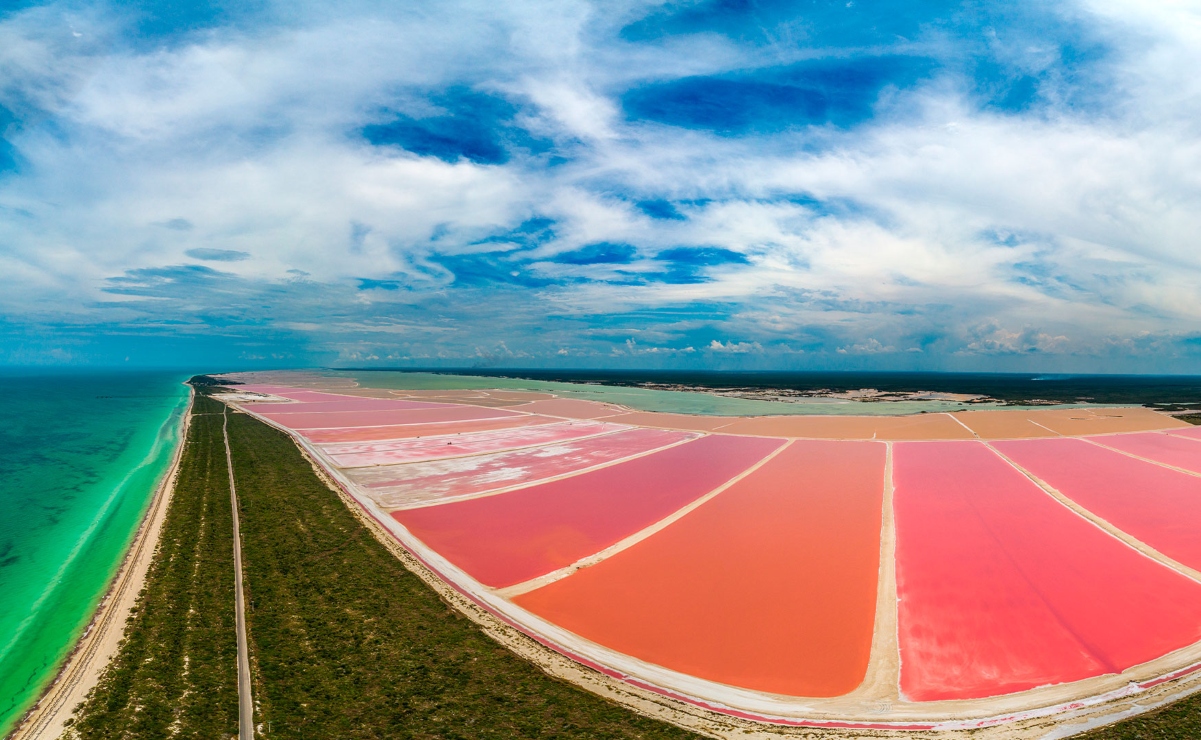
[
  {"left": 0, "top": 0, "right": 1200, "bottom": 370},
  {"left": 186, "top": 247, "right": 248, "bottom": 261}
]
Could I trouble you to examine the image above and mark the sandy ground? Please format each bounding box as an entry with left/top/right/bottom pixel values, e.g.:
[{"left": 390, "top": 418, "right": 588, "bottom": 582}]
[
  {"left": 9, "top": 392, "right": 193, "bottom": 740},
  {"left": 221, "top": 408, "right": 255, "bottom": 740}
]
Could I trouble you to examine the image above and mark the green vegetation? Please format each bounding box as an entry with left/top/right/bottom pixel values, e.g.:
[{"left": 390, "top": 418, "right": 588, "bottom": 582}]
[
  {"left": 187, "top": 375, "right": 241, "bottom": 388},
  {"left": 227, "top": 408, "right": 700, "bottom": 739},
  {"left": 64, "top": 394, "right": 239, "bottom": 739},
  {"left": 1176, "top": 414, "right": 1201, "bottom": 426}
]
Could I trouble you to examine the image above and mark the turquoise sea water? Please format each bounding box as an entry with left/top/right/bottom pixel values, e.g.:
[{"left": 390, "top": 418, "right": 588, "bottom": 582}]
[{"left": 0, "top": 371, "right": 188, "bottom": 737}]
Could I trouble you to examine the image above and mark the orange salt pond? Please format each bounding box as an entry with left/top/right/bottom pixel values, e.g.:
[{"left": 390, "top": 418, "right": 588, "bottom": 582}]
[{"left": 515, "top": 440, "right": 885, "bottom": 696}]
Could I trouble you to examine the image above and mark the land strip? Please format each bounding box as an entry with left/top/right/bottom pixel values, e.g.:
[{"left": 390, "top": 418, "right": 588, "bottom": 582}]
[{"left": 223, "top": 408, "right": 255, "bottom": 739}]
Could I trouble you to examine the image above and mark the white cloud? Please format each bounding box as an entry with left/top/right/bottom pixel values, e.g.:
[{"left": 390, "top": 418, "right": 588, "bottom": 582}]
[
  {"left": 707, "top": 339, "right": 763, "bottom": 354},
  {"left": 839, "top": 338, "right": 896, "bottom": 354},
  {"left": 1, "top": 0, "right": 1200, "bottom": 370},
  {"left": 962, "top": 321, "right": 1070, "bottom": 355}
]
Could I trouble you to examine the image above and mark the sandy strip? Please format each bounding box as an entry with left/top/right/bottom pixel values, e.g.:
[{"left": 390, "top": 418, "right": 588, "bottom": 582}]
[
  {"left": 10, "top": 389, "right": 194, "bottom": 740},
  {"left": 222, "top": 407, "right": 255, "bottom": 740},
  {"left": 841, "top": 440, "right": 901, "bottom": 706}
]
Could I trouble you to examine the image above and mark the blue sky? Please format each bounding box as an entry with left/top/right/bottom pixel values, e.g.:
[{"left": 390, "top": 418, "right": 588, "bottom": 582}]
[{"left": 1, "top": 0, "right": 1200, "bottom": 372}]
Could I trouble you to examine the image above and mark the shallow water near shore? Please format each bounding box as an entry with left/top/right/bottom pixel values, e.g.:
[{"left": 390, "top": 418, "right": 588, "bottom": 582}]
[{"left": 0, "top": 371, "right": 188, "bottom": 736}]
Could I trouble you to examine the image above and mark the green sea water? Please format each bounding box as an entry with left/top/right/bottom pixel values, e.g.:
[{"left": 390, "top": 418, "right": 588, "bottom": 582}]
[{"left": 0, "top": 371, "right": 188, "bottom": 737}]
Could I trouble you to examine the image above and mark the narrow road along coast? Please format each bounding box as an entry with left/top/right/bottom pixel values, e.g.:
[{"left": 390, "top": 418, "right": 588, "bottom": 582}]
[{"left": 224, "top": 407, "right": 255, "bottom": 740}]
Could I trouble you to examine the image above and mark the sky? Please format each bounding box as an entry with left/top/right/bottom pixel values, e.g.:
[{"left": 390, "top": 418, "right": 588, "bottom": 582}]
[{"left": 1, "top": 0, "right": 1201, "bottom": 373}]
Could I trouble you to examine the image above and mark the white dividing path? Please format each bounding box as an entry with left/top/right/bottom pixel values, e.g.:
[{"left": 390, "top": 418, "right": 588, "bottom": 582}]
[{"left": 223, "top": 407, "right": 255, "bottom": 740}]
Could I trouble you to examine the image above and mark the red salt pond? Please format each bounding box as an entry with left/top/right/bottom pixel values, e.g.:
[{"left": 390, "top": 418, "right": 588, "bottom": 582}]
[
  {"left": 259, "top": 405, "right": 518, "bottom": 430},
  {"left": 894, "top": 441, "right": 1201, "bottom": 701},
  {"left": 1090, "top": 432, "right": 1201, "bottom": 475},
  {"left": 515, "top": 440, "right": 885, "bottom": 697},
  {"left": 393, "top": 434, "right": 783, "bottom": 588},
  {"left": 352, "top": 427, "right": 696, "bottom": 508},
  {"left": 995, "top": 437, "right": 1201, "bottom": 571},
  {"left": 321, "top": 420, "right": 625, "bottom": 467},
  {"left": 300, "top": 416, "right": 557, "bottom": 443}
]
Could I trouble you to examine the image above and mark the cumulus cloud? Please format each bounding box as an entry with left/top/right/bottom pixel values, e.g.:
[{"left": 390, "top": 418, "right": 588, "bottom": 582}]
[
  {"left": 0, "top": 0, "right": 1199, "bottom": 370},
  {"left": 708, "top": 340, "right": 763, "bottom": 354},
  {"left": 963, "top": 321, "right": 1070, "bottom": 355},
  {"left": 838, "top": 339, "right": 897, "bottom": 355}
]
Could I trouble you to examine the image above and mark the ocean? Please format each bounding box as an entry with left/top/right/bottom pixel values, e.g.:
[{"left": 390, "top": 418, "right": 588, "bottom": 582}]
[{"left": 0, "top": 370, "right": 188, "bottom": 736}]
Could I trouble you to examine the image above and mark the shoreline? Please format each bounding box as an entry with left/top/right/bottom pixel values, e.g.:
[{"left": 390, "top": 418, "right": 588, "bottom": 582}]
[{"left": 8, "top": 388, "right": 194, "bottom": 740}]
